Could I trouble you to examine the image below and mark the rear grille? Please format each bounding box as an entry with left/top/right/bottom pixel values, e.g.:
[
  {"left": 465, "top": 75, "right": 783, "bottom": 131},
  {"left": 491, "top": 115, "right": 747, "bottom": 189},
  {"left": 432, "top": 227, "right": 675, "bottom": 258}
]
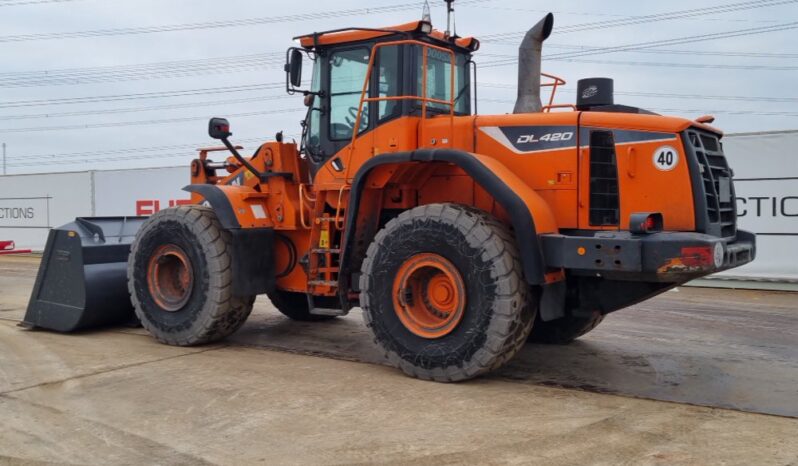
[
  {"left": 589, "top": 130, "right": 620, "bottom": 226},
  {"left": 685, "top": 130, "right": 737, "bottom": 237}
]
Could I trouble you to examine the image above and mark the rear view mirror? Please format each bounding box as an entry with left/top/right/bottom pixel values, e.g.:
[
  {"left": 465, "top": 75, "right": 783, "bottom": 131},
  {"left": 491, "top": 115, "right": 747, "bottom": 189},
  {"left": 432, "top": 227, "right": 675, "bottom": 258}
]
[
  {"left": 288, "top": 49, "right": 303, "bottom": 88},
  {"left": 208, "top": 117, "right": 231, "bottom": 140}
]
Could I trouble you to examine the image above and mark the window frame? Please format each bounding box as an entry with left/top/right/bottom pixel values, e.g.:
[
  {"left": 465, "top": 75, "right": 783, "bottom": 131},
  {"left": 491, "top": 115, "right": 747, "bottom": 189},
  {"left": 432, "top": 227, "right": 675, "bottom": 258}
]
[
  {"left": 327, "top": 46, "right": 373, "bottom": 142},
  {"left": 409, "top": 45, "right": 471, "bottom": 117}
]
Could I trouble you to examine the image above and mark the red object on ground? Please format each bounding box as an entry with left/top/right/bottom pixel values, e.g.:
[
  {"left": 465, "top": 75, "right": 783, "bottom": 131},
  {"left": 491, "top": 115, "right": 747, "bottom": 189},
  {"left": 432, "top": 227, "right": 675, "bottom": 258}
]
[{"left": 0, "top": 241, "right": 32, "bottom": 255}]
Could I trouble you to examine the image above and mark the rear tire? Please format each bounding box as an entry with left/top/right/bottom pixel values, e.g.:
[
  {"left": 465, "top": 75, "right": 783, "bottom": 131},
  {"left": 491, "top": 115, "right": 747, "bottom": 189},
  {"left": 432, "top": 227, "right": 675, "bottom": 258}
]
[
  {"left": 527, "top": 311, "right": 604, "bottom": 345},
  {"left": 267, "top": 290, "right": 336, "bottom": 322},
  {"left": 360, "top": 204, "right": 535, "bottom": 382},
  {"left": 128, "top": 205, "right": 255, "bottom": 346}
]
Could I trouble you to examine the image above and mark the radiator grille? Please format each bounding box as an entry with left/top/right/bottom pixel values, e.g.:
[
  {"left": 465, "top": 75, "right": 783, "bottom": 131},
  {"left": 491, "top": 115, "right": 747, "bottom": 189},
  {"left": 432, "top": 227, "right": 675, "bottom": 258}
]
[
  {"left": 686, "top": 130, "right": 737, "bottom": 237},
  {"left": 589, "top": 130, "right": 620, "bottom": 226}
]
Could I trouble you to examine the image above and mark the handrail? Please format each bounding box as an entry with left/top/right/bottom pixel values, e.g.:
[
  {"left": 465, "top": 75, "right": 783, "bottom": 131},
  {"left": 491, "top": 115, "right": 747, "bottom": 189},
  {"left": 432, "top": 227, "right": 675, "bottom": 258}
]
[
  {"left": 298, "top": 184, "right": 314, "bottom": 229},
  {"left": 343, "top": 39, "right": 457, "bottom": 180},
  {"left": 333, "top": 185, "right": 348, "bottom": 230},
  {"left": 542, "top": 103, "right": 576, "bottom": 113},
  {"left": 540, "top": 72, "right": 567, "bottom": 112}
]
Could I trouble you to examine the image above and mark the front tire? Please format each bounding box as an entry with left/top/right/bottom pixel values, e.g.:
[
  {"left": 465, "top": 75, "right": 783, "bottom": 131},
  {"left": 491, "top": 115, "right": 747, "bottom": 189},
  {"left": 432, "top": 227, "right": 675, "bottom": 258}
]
[
  {"left": 128, "top": 205, "right": 255, "bottom": 346},
  {"left": 360, "top": 204, "right": 535, "bottom": 382}
]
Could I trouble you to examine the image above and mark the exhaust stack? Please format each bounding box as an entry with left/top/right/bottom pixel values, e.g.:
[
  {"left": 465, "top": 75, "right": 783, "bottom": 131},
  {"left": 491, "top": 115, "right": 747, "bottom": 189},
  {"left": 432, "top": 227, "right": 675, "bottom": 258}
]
[{"left": 513, "top": 13, "right": 554, "bottom": 114}]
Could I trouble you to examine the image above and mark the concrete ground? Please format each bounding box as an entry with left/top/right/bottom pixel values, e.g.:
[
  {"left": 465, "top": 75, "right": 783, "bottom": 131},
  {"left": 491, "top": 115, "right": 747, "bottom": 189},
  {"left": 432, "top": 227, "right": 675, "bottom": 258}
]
[{"left": 1, "top": 255, "right": 797, "bottom": 465}]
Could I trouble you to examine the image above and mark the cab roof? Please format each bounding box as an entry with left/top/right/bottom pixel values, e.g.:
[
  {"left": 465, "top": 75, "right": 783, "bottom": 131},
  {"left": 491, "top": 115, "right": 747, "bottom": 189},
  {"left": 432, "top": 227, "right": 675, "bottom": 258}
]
[{"left": 295, "top": 20, "right": 479, "bottom": 51}]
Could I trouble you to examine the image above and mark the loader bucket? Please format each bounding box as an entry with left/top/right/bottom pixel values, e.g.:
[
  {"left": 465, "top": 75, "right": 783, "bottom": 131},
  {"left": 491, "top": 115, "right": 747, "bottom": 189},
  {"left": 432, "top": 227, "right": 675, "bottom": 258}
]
[{"left": 23, "top": 217, "right": 147, "bottom": 332}]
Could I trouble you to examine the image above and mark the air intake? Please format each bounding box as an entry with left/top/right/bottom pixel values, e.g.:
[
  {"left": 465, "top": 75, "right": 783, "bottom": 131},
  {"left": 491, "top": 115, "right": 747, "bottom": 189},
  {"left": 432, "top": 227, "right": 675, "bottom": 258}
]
[
  {"left": 589, "top": 130, "right": 620, "bottom": 226},
  {"left": 577, "top": 78, "right": 614, "bottom": 110}
]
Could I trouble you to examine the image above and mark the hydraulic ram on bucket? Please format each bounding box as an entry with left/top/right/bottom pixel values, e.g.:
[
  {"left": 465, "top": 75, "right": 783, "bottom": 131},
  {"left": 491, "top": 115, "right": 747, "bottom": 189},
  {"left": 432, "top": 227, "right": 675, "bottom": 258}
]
[{"left": 23, "top": 216, "right": 146, "bottom": 332}]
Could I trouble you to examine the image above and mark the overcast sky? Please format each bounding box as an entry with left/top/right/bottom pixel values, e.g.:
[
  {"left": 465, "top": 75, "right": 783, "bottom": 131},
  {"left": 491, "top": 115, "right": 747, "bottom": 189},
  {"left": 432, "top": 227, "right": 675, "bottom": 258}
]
[{"left": 0, "top": 0, "right": 796, "bottom": 174}]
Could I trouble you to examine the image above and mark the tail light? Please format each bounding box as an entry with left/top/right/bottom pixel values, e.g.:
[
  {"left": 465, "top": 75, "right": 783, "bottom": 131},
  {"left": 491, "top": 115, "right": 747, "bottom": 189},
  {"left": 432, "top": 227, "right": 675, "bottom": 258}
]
[{"left": 630, "top": 212, "right": 663, "bottom": 234}]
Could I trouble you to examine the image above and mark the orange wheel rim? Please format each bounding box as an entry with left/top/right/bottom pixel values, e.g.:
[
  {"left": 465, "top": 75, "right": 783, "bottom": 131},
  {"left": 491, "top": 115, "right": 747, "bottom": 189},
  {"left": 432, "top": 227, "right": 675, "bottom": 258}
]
[
  {"left": 392, "top": 253, "right": 466, "bottom": 339},
  {"left": 147, "top": 244, "right": 194, "bottom": 312}
]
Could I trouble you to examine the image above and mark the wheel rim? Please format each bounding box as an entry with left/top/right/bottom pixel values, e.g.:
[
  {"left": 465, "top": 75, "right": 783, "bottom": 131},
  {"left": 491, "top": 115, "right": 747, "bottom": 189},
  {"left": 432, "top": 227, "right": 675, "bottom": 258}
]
[
  {"left": 392, "top": 253, "right": 466, "bottom": 339},
  {"left": 147, "top": 244, "right": 194, "bottom": 312}
]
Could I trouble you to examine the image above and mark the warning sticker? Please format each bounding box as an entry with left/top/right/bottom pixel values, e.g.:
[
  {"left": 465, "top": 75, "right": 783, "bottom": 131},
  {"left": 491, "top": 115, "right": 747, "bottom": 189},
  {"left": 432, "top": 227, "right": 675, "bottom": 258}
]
[{"left": 653, "top": 145, "right": 679, "bottom": 171}]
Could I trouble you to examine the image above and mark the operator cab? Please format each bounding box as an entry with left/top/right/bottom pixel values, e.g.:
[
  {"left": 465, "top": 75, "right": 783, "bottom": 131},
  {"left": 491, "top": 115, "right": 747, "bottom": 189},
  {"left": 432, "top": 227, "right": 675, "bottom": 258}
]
[{"left": 286, "top": 21, "right": 479, "bottom": 173}]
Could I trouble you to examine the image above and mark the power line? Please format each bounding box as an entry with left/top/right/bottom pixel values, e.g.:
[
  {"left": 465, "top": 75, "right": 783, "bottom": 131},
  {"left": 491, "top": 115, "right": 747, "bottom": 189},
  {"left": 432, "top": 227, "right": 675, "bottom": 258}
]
[
  {"left": 550, "top": 21, "right": 798, "bottom": 59},
  {"left": 0, "top": 53, "right": 286, "bottom": 88},
  {"left": 478, "top": 0, "right": 798, "bottom": 41},
  {"left": 485, "top": 45, "right": 798, "bottom": 59},
  {"left": 0, "top": 52, "right": 283, "bottom": 79},
  {"left": 0, "top": 82, "right": 285, "bottom": 109},
  {"left": 0, "top": 0, "right": 489, "bottom": 43},
  {"left": 8, "top": 134, "right": 303, "bottom": 167},
  {"left": 3, "top": 83, "right": 796, "bottom": 122},
  {"left": 481, "top": 21, "right": 798, "bottom": 67},
  {"left": 0, "top": 108, "right": 304, "bottom": 134},
  {"left": 557, "top": 0, "right": 797, "bottom": 34},
  {"left": 0, "top": 94, "right": 294, "bottom": 121},
  {"left": 13, "top": 136, "right": 270, "bottom": 162},
  {"left": 0, "top": 0, "right": 84, "bottom": 6},
  {"left": 480, "top": 55, "right": 798, "bottom": 71},
  {"left": 3, "top": 79, "right": 796, "bottom": 122},
  {"left": 481, "top": 83, "right": 798, "bottom": 104},
  {"left": 470, "top": 3, "right": 784, "bottom": 24},
  {"left": 480, "top": 98, "right": 798, "bottom": 117}
]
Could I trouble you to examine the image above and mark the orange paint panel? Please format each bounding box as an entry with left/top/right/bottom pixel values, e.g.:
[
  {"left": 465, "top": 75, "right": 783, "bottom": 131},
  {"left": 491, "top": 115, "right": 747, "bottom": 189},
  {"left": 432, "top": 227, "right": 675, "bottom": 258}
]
[
  {"left": 615, "top": 137, "right": 696, "bottom": 231},
  {"left": 298, "top": 21, "right": 423, "bottom": 47},
  {"left": 215, "top": 185, "right": 274, "bottom": 229},
  {"left": 419, "top": 175, "right": 475, "bottom": 206},
  {"left": 579, "top": 111, "right": 721, "bottom": 136},
  {"left": 537, "top": 189, "right": 578, "bottom": 228},
  {"left": 421, "top": 116, "right": 476, "bottom": 151},
  {"left": 467, "top": 153, "right": 560, "bottom": 234}
]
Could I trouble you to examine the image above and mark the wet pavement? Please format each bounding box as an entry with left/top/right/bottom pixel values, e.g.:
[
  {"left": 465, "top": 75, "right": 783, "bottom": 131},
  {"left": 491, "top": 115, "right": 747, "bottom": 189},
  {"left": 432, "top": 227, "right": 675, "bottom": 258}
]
[
  {"left": 3, "top": 255, "right": 796, "bottom": 417},
  {"left": 1, "top": 255, "right": 798, "bottom": 464}
]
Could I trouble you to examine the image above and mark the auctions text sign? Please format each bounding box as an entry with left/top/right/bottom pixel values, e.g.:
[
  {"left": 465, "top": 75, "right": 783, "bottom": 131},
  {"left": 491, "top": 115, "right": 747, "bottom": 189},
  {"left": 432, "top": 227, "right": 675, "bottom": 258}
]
[{"left": 0, "top": 197, "right": 49, "bottom": 228}]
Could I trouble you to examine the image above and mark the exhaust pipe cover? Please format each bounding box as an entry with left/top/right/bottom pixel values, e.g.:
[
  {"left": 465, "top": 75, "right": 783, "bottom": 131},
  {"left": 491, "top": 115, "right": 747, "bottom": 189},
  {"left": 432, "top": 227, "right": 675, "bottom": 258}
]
[{"left": 513, "top": 13, "right": 554, "bottom": 114}]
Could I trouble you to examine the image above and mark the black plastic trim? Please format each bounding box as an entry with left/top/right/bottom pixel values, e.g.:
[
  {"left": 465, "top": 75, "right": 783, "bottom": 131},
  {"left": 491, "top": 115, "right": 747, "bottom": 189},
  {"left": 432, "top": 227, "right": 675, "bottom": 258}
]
[
  {"left": 681, "top": 131, "right": 710, "bottom": 234},
  {"left": 541, "top": 229, "right": 756, "bottom": 283},
  {"left": 182, "top": 184, "right": 241, "bottom": 229},
  {"left": 229, "top": 228, "right": 275, "bottom": 296}
]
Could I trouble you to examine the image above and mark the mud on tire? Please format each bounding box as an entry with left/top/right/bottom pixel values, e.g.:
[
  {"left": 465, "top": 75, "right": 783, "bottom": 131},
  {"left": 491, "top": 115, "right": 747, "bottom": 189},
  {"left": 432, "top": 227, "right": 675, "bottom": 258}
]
[
  {"left": 360, "top": 203, "right": 536, "bottom": 382},
  {"left": 128, "top": 205, "right": 254, "bottom": 346}
]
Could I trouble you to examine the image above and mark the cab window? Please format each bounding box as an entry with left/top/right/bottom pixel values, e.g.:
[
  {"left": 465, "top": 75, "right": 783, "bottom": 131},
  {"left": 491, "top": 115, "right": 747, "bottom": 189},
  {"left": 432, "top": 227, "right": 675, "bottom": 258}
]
[
  {"left": 329, "top": 48, "right": 371, "bottom": 140},
  {"left": 377, "top": 45, "right": 402, "bottom": 122},
  {"left": 415, "top": 47, "right": 469, "bottom": 115},
  {"left": 306, "top": 61, "right": 322, "bottom": 151}
]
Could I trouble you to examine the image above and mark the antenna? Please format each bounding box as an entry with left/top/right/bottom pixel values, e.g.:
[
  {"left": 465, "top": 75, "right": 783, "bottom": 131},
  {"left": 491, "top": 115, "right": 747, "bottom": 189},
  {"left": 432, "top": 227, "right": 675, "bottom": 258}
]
[
  {"left": 422, "top": 0, "right": 432, "bottom": 23},
  {"left": 445, "top": 0, "right": 455, "bottom": 38}
]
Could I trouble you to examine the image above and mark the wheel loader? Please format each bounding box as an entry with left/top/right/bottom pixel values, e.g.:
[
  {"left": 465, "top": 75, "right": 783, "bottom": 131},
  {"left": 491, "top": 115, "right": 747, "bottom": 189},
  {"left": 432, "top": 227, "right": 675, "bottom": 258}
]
[{"left": 23, "top": 6, "right": 756, "bottom": 382}]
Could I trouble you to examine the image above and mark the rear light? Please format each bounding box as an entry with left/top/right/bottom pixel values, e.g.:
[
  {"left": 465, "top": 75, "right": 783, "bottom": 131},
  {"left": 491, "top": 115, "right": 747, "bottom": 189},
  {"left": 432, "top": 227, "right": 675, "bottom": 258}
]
[
  {"left": 629, "top": 212, "right": 663, "bottom": 234},
  {"left": 680, "top": 246, "right": 713, "bottom": 268}
]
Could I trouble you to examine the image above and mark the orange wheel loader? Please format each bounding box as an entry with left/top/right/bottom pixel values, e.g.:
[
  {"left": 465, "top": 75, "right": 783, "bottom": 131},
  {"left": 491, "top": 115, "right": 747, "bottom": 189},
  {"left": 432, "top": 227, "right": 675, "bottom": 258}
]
[{"left": 23, "top": 7, "right": 756, "bottom": 382}]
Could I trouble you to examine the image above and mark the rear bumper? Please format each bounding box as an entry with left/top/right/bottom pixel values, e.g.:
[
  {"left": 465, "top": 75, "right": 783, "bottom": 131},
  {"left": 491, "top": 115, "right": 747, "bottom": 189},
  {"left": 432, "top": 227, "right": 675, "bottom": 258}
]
[{"left": 542, "top": 229, "right": 756, "bottom": 283}]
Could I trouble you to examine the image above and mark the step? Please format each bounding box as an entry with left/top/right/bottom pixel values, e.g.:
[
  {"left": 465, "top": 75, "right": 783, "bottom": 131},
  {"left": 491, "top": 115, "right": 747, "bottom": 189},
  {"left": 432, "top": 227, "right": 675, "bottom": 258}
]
[
  {"left": 309, "top": 307, "right": 348, "bottom": 317},
  {"left": 311, "top": 248, "right": 341, "bottom": 254},
  {"left": 308, "top": 280, "right": 338, "bottom": 287}
]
